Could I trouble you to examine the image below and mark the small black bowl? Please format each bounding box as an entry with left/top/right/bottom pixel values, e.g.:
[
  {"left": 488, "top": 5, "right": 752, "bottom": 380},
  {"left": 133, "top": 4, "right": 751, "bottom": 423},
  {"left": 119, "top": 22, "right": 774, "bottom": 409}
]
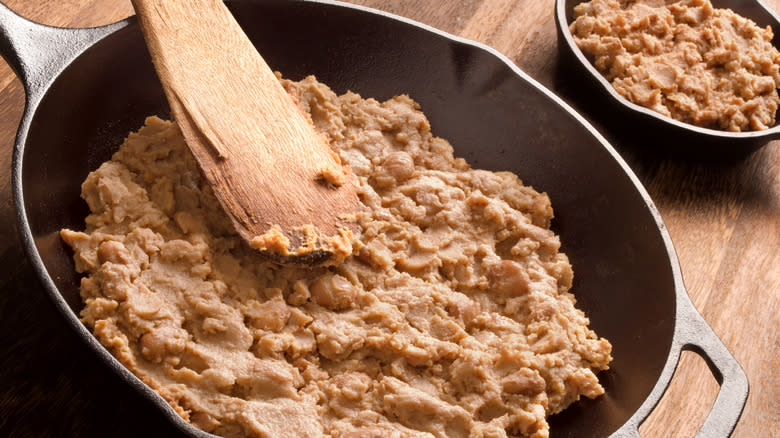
[{"left": 555, "top": 0, "right": 780, "bottom": 159}]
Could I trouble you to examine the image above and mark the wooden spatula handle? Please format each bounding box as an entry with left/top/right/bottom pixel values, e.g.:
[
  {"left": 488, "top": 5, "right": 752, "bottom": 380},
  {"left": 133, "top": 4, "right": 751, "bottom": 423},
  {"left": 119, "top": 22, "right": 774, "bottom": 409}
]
[{"left": 132, "top": 0, "right": 361, "bottom": 263}]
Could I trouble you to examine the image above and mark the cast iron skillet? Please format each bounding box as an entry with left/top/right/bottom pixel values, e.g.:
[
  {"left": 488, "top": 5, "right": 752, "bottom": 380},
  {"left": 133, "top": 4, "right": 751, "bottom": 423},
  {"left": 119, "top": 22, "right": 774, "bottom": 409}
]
[
  {"left": 1, "top": 1, "right": 748, "bottom": 437},
  {"left": 556, "top": 0, "right": 780, "bottom": 159}
]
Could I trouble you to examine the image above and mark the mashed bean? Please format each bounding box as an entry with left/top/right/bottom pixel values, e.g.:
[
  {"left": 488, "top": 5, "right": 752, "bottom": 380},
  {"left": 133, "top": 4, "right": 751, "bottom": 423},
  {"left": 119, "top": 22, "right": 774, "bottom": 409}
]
[{"left": 61, "top": 76, "right": 612, "bottom": 438}]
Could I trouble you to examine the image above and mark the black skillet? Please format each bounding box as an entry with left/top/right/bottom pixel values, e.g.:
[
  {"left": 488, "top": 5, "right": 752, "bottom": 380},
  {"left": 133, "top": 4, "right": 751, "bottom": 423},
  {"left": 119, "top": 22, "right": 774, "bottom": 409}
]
[
  {"left": 555, "top": 0, "right": 780, "bottom": 159},
  {"left": 0, "top": 0, "right": 749, "bottom": 436}
]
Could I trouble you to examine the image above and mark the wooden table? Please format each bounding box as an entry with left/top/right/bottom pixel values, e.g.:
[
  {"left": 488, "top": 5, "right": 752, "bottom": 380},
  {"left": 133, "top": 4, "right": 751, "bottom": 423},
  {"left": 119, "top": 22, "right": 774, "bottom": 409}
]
[{"left": 0, "top": 1, "right": 776, "bottom": 437}]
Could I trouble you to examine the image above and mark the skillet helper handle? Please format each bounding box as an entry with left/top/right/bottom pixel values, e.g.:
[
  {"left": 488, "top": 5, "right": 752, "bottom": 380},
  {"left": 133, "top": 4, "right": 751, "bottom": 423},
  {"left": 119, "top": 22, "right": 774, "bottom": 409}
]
[
  {"left": 0, "top": 2, "right": 121, "bottom": 98},
  {"left": 676, "top": 297, "right": 749, "bottom": 438},
  {"left": 610, "top": 293, "right": 749, "bottom": 438}
]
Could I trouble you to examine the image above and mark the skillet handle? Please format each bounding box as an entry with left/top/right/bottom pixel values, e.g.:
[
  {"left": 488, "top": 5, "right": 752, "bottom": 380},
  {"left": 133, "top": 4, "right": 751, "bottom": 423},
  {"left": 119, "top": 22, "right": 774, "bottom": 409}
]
[
  {"left": 609, "top": 292, "right": 749, "bottom": 438},
  {"left": 0, "top": 2, "right": 122, "bottom": 97},
  {"left": 676, "top": 295, "right": 749, "bottom": 438}
]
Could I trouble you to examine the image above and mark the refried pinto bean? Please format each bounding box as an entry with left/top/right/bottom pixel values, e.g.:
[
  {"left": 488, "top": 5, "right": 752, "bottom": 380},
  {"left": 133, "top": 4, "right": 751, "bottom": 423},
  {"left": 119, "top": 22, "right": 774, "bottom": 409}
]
[{"left": 60, "top": 76, "right": 612, "bottom": 438}]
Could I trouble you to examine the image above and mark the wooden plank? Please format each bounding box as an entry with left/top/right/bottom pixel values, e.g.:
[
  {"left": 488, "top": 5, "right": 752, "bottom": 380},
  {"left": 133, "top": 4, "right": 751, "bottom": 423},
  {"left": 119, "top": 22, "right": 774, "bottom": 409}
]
[{"left": 0, "top": 1, "right": 776, "bottom": 436}]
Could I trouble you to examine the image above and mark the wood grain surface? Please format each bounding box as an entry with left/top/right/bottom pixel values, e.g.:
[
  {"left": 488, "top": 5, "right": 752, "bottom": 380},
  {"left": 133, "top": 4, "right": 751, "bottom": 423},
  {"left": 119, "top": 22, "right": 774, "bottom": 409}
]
[{"left": 0, "top": 1, "right": 777, "bottom": 437}]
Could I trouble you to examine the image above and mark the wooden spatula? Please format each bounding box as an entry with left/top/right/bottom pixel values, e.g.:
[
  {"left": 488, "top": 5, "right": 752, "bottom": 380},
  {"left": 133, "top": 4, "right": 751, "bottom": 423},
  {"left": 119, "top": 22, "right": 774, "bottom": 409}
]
[{"left": 130, "top": 0, "right": 361, "bottom": 265}]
